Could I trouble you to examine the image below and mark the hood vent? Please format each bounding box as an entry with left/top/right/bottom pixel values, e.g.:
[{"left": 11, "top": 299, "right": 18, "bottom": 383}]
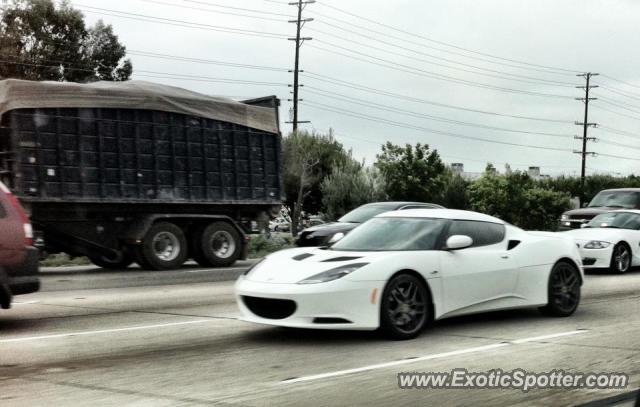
[
  {"left": 292, "top": 253, "right": 314, "bottom": 261},
  {"left": 322, "top": 256, "right": 362, "bottom": 262}
]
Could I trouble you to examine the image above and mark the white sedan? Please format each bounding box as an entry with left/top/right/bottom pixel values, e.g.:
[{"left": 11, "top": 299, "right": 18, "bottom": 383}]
[
  {"left": 564, "top": 210, "right": 640, "bottom": 273},
  {"left": 235, "top": 209, "right": 583, "bottom": 339}
]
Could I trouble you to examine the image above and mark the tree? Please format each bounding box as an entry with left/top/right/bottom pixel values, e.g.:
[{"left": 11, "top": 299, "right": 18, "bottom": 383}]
[
  {"left": 320, "top": 159, "right": 387, "bottom": 221},
  {"left": 468, "top": 170, "right": 571, "bottom": 230},
  {"left": 375, "top": 142, "right": 446, "bottom": 203},
  {"left": 439, "top": 169, "right": 470, "bottom": 209},
  {"left": 282, "top": 130, "right": 349, "bottom": 234},
  {"left": 0, "top": 0, "right": 132, "bottom": 82}
]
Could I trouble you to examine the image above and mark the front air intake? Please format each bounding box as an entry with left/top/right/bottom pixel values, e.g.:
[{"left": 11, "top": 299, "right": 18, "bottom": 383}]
[{"left": 241, "top": 296, "right": 296, "bottom": 319}]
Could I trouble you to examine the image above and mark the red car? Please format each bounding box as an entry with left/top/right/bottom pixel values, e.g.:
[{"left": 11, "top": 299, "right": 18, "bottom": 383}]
[{"left": 0, "top": 181, "right": 39, "bottom": 308}]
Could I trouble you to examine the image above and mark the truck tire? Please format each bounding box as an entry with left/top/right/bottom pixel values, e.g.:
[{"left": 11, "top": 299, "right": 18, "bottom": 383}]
[
  {"left": 89, "top": 252, "right": 134, "bottom": 270},
  {"left": 195, "top": 222, "right": 242, "bottom": 267},
  {"left": 135, "top": 222, "right": 188, "bottom": 270}
]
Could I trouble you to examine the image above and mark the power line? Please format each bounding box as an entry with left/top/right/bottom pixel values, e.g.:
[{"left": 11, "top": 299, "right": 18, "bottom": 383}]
[
  {"left": 308, "top": 43, "right": 575, "bottom": 99},
  {"left": 598, "top": 85, "right": 640, "bottom": 102},
  {"left": 140, "top": 0, "right": 289, "bottom": 22},
  {"left": 306, "top": 25, "right": 577, "bottom": 88},
  {"left": 182, "top": 0, "right": 295, "bottom": 17},
  {"left": 313, "top": 0, "right": 581, "bottom": 75},
  {"left": 598, "top": 96, "right": 640, "bottom": 115},
  {"left": 600, "top": 74, "right": 640, "bottom": 90},
  {"left": 304, "top": 87, "right": 574, "bottom": 138},
  {"left": 0, "top": 58, "right": 289, "bottom": 86},
  {"left": 127, "top": 50, "right": 288, "bottom": 71},
  {"left": 302, "top": 99, "right": 572, "bottom": 153},
  {"left": 591, "top": 104, "right": 640, "bottom": 122},
  {"left": 302, "top": 71, "right": 574, "bottom": 123},
  {"left": 73, "top": 4, "right": 289, "bottom": 39},
  {"left": 308, "top": 17, "right": 579, "bottom": 81}
]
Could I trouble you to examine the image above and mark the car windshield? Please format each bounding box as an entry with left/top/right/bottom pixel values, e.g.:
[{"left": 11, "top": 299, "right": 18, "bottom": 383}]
[
  {"left": 338, "top": 204, "right": 400, "bottom": 223},
  {"left": 588, "top": 191, "right": 639, "bottom": 209},
  {"left": 331, "top": 217, "right": 448, "bottom": 251},
  {"left": 586, "top": 212, "right": 640, "bottom": 229}
]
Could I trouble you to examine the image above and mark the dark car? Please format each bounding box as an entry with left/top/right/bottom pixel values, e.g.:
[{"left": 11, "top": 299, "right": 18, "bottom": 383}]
[
  {"left": 0, "top": 181, "right": 39, "bottom": 309},
  {"left": 559, "top": 188, "right": 640, "bottom": 230},
  {"left": 296, "top": 202, "right": 444, "bottom": 247}
]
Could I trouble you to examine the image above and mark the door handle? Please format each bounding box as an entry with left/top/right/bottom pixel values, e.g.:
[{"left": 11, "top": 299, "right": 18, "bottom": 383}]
[{"left": 500, "top": 254, "right": 509, "bottom": 259}]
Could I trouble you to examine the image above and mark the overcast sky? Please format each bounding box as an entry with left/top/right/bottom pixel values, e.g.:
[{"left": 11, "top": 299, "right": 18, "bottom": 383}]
[{"left": 76, "top": 0, "right": 640, "bottom": 176}]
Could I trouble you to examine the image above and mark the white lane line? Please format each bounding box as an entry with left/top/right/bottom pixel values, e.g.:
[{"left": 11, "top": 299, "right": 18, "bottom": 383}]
[
  {"left": 0, "top": 319, "right": 215, "bottom": 343},
  {"left": 280, "top": 329, "right": 589, "bottom": 384},
  {"left": 510, "top": 329, "right": 587, "bottom": 344}
]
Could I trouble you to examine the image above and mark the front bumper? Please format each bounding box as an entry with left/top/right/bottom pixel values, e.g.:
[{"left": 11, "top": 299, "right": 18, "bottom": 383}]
[
  {"left": 577, "top": 246, "right": 613, "bottom": 269},
  {"left": 235, "top": 276, "right": 383, "bottom": 330}
]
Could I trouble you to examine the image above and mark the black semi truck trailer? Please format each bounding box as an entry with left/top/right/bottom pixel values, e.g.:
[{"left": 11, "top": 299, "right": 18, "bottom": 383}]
[{"left": 0, "top": 79, "right": 283, "bottom": 270}]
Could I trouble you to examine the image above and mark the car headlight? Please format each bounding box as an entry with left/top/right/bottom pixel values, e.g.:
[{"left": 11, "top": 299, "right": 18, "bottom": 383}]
[
  {"left": 561, "top": 214, "right": 569, "bottom": 221},
  {"left": 297, "top": 263, "right": 369, "bottom": 284},
  {"left": 583, "top": 241, "right": 611, "bottom": 249},
  {"left": 243, "top": 258, "right": 266, "bottom": 276}
]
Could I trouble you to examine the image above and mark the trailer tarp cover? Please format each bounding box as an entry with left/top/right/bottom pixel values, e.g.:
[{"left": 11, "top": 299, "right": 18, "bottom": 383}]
[{"left": 0, "top": 79, "right": 278, "bottom": 133}]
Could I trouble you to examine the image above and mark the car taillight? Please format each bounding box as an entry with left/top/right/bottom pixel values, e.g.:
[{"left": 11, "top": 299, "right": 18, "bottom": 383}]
[{"left": 0, "top": 182, "right": 33, "bottom": 246}]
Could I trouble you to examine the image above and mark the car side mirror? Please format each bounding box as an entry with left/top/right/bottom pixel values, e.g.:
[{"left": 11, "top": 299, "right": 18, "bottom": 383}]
[
  {"left": 328, "top": 232, "right": 345, "bottom": 244},
  {"left": 446, "top": 235, "right": 473, "bottom": 250},
  {"left": 580, "top": 223, "right": 588, "bottom": 229}
]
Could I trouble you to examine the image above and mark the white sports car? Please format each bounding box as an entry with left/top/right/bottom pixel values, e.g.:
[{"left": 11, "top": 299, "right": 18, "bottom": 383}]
[
  {"left": 564, "top": 210, "right": 640, "bottom": 273},
  {"left": 235, "top": 209, "right": 584, "bottom": 339}
]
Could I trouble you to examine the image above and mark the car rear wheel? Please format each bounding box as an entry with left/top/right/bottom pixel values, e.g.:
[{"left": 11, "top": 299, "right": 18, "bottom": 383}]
[
  {"left": 540, "top": 261, "right": 581, "bottom": 317},
  {"left": 135, "top": 222, "right": 188, "bottom": 270},
  {"left": 380, "top": 274, "right": 430, "bottom": 340},
  {"left": 610, "top": 243, "right": 631, "bottom": 274}
]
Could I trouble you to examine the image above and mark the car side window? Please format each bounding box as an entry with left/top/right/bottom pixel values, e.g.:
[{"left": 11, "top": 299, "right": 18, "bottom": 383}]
[{"left": 447, "top": 220, "right": 506, "bottom": 247}]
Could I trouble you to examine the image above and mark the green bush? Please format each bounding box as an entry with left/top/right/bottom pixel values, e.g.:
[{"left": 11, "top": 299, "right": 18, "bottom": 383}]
[
  {"left": 469, "top": 171, "right": 571, "bottom": 231},
  {"left": 248, "top": 234, "right": 295, "bottom": 258}
]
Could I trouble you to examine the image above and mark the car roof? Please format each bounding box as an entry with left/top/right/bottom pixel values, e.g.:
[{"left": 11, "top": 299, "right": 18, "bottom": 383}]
[
  {"left": 598, "top": 188, "right": 640, "bottom": 192},
  {"left": 360, "top": 201, "right": 443, "bottom": 209},
  {"left": 377, "top": 208, "right": 505, "bottom": 224},
  {"left": 608, "top": 209, "right": 640, "bottom": 215}
]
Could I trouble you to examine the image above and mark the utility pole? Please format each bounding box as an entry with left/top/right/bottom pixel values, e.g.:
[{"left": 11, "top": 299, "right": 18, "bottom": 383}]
[
  {"left": 287, "top": 0, "right": 313, "bottom": 133},
  {"left": 574, "top": 72, "right": 599, "bottom": 206}
]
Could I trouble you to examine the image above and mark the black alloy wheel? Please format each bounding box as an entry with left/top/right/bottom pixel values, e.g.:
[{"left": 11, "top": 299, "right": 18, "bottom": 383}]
[
  {"left": 540, "top": 261, "right": 581, "bottom": 317},
  {"left": 380, "top": 274, "right": 430, "bottom": 340}
]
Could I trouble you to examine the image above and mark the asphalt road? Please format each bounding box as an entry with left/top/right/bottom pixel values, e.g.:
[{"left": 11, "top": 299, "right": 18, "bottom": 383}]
[{"left": 1, "top": 263, "right": 639, "bottom": 406}]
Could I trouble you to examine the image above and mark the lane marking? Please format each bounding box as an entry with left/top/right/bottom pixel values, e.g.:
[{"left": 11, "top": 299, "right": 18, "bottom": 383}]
[
  {"left": 0, "top": 319, "right": 215, "bottom": 343},
  {"left": 280, "top": 329, "right": 589, "bottom": 384},
  {"left": 281, "top": 343, "right": 509, "bottom": 384},
  {"left": 510, "top": 329, "right": 587, "bottom": 344}
]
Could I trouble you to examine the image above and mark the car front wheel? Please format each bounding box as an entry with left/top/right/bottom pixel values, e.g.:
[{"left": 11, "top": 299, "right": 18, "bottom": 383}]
[
  {"left": 540, "top": 261, "right": 581, "bottom": 317},
  {"left": 610, "top": 243, "right": 631, "bottom": 274},
  {"left": 379, "top": 274, "right": 430, "bottom": 340}
]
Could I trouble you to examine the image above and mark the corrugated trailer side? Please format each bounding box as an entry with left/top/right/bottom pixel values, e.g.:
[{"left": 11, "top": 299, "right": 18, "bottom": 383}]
[{"left": 0, "top": 79, "right": 282, "bottom": 271}]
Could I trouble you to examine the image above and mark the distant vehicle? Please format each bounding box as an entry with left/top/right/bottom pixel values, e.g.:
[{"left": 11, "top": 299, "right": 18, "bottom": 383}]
[
  {"left": 564, "top": 210, "right": 640, "bottom": 273},
  {"left": 0, "top": 181, "right": 39, "bottom": 309},
  {"left": 270, "top": 218, "right": 291, "bottom": 232},
  {"left": 560, "top": 188, "right": 640, "bottom": 230},
  {"left": 296, "top": 202, "right": 443, "bottom": 247},
  {"left": 0, "top": 79, "right": 283, "bottom": 271},
  {"left": 236, "top": 209, "right": 583, "bottom": 340},
  {"left": 306, "top": 217, "right": 325, "bottom": 228}
]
